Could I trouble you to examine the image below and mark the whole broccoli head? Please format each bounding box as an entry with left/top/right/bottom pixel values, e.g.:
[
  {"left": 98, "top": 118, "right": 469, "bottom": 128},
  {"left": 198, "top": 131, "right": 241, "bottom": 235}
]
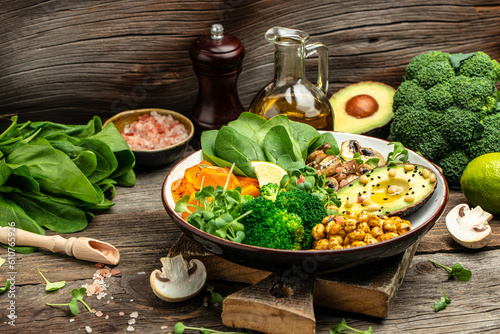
[
  {"left": 239, "top": 197, "right": 304, "bottom": 250},
  {"left": 390, "top": 50, "right": 500, "bottom": 188},
  {"left": 275, "top": 189, "right": 326, "bottom": 249}
]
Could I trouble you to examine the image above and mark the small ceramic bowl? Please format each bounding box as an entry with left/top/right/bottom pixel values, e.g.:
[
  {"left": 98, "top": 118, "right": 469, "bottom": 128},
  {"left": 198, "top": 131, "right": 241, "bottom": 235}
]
[{"left": 104, "top": 108, "right": 194, "bottom": 168}]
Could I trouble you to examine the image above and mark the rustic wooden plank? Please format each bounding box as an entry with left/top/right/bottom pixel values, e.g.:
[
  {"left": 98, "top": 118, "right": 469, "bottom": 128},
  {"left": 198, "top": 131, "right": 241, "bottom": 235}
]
[{"left": 1, "top": 0, "right": 500, "bottom": 127}]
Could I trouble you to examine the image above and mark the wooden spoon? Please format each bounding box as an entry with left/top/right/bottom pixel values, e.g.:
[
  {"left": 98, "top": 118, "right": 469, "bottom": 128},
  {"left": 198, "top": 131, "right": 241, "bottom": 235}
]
[{"left": 0, "top": 227, "right": 120, "bottom": 265}]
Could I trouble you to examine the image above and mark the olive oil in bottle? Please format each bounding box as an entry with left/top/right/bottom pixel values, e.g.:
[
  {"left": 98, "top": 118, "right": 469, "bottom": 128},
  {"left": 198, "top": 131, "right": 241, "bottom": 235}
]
[{"left": 249, "top": 27, "right": 334, "bottom": 131}]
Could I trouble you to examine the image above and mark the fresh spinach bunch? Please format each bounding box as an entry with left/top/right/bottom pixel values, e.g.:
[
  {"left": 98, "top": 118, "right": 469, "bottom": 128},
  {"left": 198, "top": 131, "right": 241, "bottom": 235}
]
[
  {"left": 201, "top": 112, "right": 325, "bottom": 178},
  {"left": 0, "top": 116, "right": 136, "bottom": 253}
]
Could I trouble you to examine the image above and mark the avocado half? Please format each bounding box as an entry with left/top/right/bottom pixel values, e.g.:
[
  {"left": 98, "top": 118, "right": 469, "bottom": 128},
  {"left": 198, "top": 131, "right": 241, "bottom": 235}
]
[
  {"left": 330, "top": 82, "right": 396, "bottom": 139},
  {"left": 336, "top": 164, "right": 437, "bottom": 218}
]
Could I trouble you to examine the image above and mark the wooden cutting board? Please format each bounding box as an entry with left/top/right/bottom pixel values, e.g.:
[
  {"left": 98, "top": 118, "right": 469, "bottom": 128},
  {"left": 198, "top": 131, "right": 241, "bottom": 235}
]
[{"left": 168, "top": 234, "right": 419, "bottom": 334}]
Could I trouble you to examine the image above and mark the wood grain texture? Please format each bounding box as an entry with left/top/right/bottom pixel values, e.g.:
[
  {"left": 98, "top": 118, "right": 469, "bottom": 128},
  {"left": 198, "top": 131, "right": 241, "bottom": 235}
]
[
  {"left": 0, "top": 149, "right": 499, "bottom": 333},
  {"left": 1, "top": 0, "right": 500, "bottom": 129}
]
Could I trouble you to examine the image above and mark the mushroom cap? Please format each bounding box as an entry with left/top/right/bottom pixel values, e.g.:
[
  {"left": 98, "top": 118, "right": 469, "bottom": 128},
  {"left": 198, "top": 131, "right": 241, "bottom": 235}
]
[
  {"left": 150, "top": 255, "right": 207, "bottom": 302},
  {"left": 445, "top": 204, "right": 492, "bottom": 249}
]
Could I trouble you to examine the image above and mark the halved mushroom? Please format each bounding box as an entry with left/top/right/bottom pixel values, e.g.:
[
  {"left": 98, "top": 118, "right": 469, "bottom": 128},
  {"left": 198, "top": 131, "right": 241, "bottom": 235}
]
[
  {"left": 340, "top": 140, "right": 362, "bottom": 160},
  {"left": 150, "top": 255, "right": 207, "bottom": 302},
  {"left": 445, "top": 204, "right": 493, "bottom": 249}
]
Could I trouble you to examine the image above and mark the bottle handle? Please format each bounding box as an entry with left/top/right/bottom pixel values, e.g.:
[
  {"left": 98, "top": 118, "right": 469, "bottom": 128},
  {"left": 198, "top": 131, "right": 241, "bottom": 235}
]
[{"left": 305, "top": 42, "right": 329, "bottom": 94}]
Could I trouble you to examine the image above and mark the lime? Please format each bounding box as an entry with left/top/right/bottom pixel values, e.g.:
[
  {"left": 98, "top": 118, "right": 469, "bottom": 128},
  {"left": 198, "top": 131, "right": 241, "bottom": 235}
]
[
  {"left": 250, "top": 161, "right": 287, "bottom": 187},
  {"left": 460, "top": 152, "right": 500, "bottom": 214}
]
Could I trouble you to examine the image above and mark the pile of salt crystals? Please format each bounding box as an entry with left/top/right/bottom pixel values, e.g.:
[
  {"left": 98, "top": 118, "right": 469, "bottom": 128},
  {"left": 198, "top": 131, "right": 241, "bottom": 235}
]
[
  {"left": 84, "top": 265, "right": 121, "bottom": 300},
  {"left": 120, "top": 111, "right": 189, "bottom": 150}
]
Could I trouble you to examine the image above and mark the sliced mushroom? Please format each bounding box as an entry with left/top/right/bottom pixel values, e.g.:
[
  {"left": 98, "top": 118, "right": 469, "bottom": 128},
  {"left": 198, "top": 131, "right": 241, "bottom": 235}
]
[
  {"left": 150, "top": 255, "right": 207, "bottom": 302},
  {"left": 445, "top": 204, "right": 493, "bottom": 249},
  {"left": 340, "top": 140, "right": 362, "bottom": 160},
  {"left": 356, "top": 163, "right": 375, "bottom": 175},
  {"left": 359, "top": 147, "right": 386, "bottom": 167}
]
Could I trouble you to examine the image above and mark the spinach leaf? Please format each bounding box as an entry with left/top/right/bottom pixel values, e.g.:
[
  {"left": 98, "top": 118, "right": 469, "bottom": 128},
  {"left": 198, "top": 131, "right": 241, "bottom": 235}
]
[
  {"left": 0, "top": 159, "right": 11, "bottom": 186},
  {"left": 18, "top": 116, "right": 101, "bottom": 141},
  {"left": 200, "top": 130, "right": 246, "bottom": 176},
  {"left": 263, "top": 125, "right": 302, "bottom": 165},
  {"left": 215, "top": 126, "right": 266, "bottom": 178},
  {"left": 113, "top": 168, "right": 135, "bottom": 187},
  {"left": 227, "top": 112, "right": 266, "bottom": 137},
  {"left": 6, "top": 163, "right": 41, "bottom": 193},
  {"left": 77, "top": 138, "right": 118, "bottom": 183},
  {"left": 252, "top": 114, "right": 295, "bottom": 147},
  {"left": 308, "top": 132, "right": 339, "bottom": 156},
  {"left": 91, "top": 123, "right": 135, "bottom": 179},
  {"left": 72, "top": 150, "right": 98, "bottom": 177},
  {"left": 6, "top": 140, "right": 101, "bottom": 204},
  {"left": 7, "top": 190, "right": 88, "bottom": 233},
  {"left": 0, "top": 193, "right": 45, "bottom": 253},
  {"left": 290, "top": 121, "right": 320, "bottom": 159}
]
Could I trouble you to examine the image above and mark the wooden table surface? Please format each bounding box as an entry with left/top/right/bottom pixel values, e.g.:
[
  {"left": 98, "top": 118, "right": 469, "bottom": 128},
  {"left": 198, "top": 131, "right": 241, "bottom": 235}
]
[{"left": 1, "top": 148, "right": 499, "bottom": 334}]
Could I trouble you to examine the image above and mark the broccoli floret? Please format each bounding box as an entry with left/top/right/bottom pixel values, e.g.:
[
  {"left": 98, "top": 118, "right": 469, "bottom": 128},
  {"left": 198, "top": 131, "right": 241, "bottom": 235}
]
[
  {"left": 416, "top": 61, "right": 455, "bottom": 89},
  {"left": 259, "top": 182, "right": 282, "bottom": 202},
  {"left": 239, "top": 197, "right": 304, "bottom": 250},
  {"left": 425, "top": 83, "right": 454, "bottom": 111},
  {"left": 437, "top": 150, "right": 470, "bottom": 188},
  {"left": 405, "top": 51, "right": 451, "bottom": 81},
  {"left": 392, "top": 80, "right": 427, "bottom": 112},
  {"left": 465, "top": 113, "right": 500, "bottom": 160},
  {"left": 415, "top": 128, "right": 449, "bottom": 162},
  {"left": 390, "top": 107, "right": 445, "bottom": 149},
  {"left": 275, "top": 189, "right": 326, "bottom": 249},
  {"left": 449, "top": 75, "right": 497, "bottom": 113},
  {"left": 441, "top": 107, "right": 481, "bottom": 146},
  {"left": 457, "top": 51, "right": 500, "bottom": 81}
]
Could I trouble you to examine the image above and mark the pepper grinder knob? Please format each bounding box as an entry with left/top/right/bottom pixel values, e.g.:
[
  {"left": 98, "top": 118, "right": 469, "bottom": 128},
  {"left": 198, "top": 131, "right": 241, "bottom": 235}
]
[{"left": 189, "top": 24, "right": 245, "bottom": 149}]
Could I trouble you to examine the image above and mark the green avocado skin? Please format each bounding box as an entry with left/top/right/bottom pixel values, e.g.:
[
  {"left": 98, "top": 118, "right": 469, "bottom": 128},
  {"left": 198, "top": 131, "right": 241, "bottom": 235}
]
[{"left": 336, "top": 164, "right": 437, "bottom": 218}]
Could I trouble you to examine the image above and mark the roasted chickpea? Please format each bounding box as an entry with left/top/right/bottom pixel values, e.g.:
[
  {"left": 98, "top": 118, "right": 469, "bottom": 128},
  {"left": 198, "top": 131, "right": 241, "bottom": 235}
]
[
  {"left": 377, "top": 232, "right": 400, "bottom": 242},
  {"left": 397, "top": 221, "right": 411, "bottom": 235},
  {"left": 344, "top": 219, "right": 358, "bottom": 233},
  {"left": 315, "top": 238, "right": 329, "bottom": 250},
  {"left": 371, "top": 226, "right": 384, "bottom": 239},
  {"left": 326, "top": 221, "right": 341, "bottom": 236},
  {"left": 311, "top": 223, "right": 326, "bottom": 240},
  {"left": 351, "top": 241, "right": 367, "bottom": 248},
  {"left": 383, "top": 220, "right": 397, "bottom": 233},
  {"left": 367, "top": 215, "right": 382, "bottom": 228},
  {"left": 364, "top": 234, "right": 378, "bottom": 245},
  {"left": 347, "top": 229, "right": 365, "bottom": 242},
  {"left": 358, "top": 221, "right": 371, "bottom": 234}
]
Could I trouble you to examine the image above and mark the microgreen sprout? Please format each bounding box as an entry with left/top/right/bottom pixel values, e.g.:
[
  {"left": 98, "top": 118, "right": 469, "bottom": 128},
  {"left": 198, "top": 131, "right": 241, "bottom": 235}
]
[
  {"left": 37, "top": 267, "right": 66, "bottom": 291},
  {"left": 173, "top": 322, "right": 246, "bottom": 334},
  {"left": 386, "top": 142, "right": 409, "bottom": 166},
  {"left": 429, "top": 259, "right": 472, "bottom": 281},
  {"left": 46, "top": 287, "right": 91, "bottom": 316},
  {"left": 329, "top": 319, "right": 373, "bottom": 334},
  {"left": 431, "top": 284, "right": 451, "bottom": 312},
  {"left": 0, "top": 279, "right": 11, "bottom": 295},
  {"left": 207, "top": 287, "right": 225, "bottom": 307}
]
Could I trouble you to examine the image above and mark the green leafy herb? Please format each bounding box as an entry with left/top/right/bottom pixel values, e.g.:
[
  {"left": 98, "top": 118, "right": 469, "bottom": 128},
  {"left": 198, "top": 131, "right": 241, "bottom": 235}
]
[
  {"left": 46, "top": 287, "right": 91, "bottom": 316},
  {"left": 37, "top": 267, "right": 66, "bottom": 291},
  {"left": 431, "top": 284, "right": 451, "bottom": 312},
  {"left": 386, "top": 142, "right": 409, "bottom": 166},
  {"left": 429, "top": 259, "right": 472, "bottom": 281},
  {"left": 0, "top": 279, "right": 11, "bottom": 294},
  {"left": 173, "top": 322, "right": 246, "bottom": 334},
  {"left": 207, "top": 287, "right": 225, "bottom": 307},
  {"left": 329, "top": 319, "right": 373, "bottom": 334}
]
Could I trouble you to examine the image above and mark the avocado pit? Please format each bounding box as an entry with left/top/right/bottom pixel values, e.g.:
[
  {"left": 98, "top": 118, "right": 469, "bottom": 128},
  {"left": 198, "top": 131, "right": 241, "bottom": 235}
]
[{"left": 345, "top": 94, "right": 379, "bottom": 118}]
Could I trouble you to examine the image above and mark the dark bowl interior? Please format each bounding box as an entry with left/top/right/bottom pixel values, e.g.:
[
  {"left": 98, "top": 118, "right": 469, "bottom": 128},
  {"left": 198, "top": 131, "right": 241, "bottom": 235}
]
[
  {"left": 162, "top": 132, "right": 449, "bottom": 274},
  {"left": 104, "top": 108, "right": 194, "bottom": 168}
]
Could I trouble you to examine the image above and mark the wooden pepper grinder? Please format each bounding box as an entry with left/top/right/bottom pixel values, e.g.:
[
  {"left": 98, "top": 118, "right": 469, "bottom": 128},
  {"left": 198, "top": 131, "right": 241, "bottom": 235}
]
[{"left": 189, "top": 24, "right": 245, "bottom": 148}]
